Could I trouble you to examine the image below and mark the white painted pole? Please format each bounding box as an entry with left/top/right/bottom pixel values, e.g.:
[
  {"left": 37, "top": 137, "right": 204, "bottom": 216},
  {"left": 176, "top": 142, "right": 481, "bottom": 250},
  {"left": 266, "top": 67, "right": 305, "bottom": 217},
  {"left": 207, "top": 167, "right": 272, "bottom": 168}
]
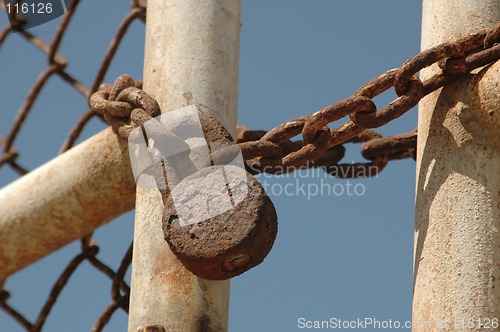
[
  {"left": 414, "top": 1, "right": 500, "bottom": 330},
  {"left": 0, "top": 129, "right": 136, "bottom": 283},
  {"left": 127, "top": 1, "right": 241, "bottom": 331}
]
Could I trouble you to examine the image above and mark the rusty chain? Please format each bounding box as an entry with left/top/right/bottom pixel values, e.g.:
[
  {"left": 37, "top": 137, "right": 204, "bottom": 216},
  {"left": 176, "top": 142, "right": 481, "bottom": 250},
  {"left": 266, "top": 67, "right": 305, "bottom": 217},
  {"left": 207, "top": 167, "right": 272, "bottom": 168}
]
[{"left": 91, "top": 21, "right": 500, "bottom": 179}]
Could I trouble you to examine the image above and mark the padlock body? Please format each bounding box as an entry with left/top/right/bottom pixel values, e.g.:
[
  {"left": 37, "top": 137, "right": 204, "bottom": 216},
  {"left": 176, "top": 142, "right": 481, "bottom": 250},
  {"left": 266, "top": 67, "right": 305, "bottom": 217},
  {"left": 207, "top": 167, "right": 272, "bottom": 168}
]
[{"left": 163, "top": 165, "right": 278, "bottom": 280}]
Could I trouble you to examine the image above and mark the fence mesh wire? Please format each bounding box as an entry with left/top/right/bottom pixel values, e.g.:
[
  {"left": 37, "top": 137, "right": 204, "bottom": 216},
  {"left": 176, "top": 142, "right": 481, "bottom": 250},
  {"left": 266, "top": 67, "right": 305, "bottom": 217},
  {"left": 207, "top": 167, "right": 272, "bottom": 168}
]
[{"left": 1, "top": 1, "right": 145, "bottom": 330}]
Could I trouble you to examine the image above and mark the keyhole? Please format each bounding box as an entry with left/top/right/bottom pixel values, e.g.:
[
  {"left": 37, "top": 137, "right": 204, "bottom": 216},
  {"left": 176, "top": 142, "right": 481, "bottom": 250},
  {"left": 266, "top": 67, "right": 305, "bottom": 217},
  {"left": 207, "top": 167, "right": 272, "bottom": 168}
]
[{"left": 223, "top": 253, "right": 251, "bottom": 272}]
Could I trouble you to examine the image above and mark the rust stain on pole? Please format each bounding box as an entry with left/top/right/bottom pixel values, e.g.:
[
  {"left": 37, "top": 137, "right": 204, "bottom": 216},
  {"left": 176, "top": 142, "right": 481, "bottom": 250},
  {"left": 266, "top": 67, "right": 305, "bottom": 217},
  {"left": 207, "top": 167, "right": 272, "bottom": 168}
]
[{"left": 0, "top": 128, "right": 136, "bottom": 283}]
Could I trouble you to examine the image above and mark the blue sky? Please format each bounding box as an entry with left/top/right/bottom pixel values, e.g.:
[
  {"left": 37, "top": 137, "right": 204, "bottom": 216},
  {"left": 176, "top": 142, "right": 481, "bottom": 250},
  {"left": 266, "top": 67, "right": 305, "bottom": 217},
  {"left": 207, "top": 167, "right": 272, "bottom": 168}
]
[{"left": 1, "top": 1, "right": 421, "bottom": 331}]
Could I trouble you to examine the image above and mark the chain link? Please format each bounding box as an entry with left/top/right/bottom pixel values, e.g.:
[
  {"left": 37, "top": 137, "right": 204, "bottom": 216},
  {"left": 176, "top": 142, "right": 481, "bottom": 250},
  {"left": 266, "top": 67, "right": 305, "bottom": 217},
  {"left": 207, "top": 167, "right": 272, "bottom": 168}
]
[{"left": 92, "top": 22, "right": 500, "bottom": 179}]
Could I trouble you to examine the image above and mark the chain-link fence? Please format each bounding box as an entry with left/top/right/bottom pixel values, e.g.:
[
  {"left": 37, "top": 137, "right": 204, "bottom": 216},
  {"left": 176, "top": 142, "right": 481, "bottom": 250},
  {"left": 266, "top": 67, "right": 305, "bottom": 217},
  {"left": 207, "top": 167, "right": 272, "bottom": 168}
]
[{"left": 1, "top": 1, "right": 145, "bottom": 330}]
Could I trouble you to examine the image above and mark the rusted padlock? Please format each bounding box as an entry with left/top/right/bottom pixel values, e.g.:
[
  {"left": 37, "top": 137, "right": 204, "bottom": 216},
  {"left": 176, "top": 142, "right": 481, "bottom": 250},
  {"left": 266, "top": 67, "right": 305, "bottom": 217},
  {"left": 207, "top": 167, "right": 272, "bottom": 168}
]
[
  {"left": 163, "top": 164, "right": 277, "bottom": 280},
  {"left": 129, "top": 105, "right": 277, "bottom": 280}
]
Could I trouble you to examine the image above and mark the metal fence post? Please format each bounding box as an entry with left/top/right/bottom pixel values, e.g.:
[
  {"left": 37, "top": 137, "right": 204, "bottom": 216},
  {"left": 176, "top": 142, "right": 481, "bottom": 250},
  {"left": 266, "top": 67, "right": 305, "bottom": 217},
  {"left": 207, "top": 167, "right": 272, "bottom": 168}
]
[
  {"left": 0, "top": 129, "right": 136, "bottom": 283},
  {"left": 127, "top": 1, "right": 241, "bottom": 331},
  {"left": 413, "top": 1, "right": 500, "bottom": 330}
]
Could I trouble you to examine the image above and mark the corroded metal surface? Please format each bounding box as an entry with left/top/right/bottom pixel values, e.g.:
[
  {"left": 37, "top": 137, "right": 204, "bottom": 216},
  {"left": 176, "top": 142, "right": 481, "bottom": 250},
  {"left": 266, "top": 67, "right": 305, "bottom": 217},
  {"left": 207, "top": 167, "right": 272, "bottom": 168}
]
[
  {"left": 164, "top": 165, "right": 277, "bottom": 280},
  {"left": 94, "top": 23, "right": 500, "bottom": 180}
]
